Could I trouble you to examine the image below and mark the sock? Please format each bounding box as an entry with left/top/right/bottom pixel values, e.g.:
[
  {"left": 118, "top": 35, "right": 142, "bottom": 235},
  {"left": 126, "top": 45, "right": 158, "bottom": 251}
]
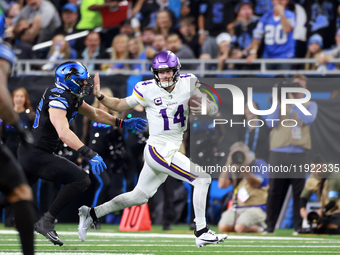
[
  {"left": 90, "top": 208, "right": 98, "bottom": 221},
  {"left": 195, "top": 226, "right": 209, "bottom": 237},
  {"left": 12, "top": 200, "right": 36, "bottom": 255},
  {"left": 44, "top": 211, "right": 55, "bottom": 223}
]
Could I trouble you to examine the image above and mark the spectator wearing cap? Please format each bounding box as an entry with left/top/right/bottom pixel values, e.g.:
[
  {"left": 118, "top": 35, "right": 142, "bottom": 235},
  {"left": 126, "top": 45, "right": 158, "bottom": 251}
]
[
  {"left": 88, "top": 0, "right": 129, "bottom": 29},
  {"left": 230, "top": 1, "right": 259, "bottom": 69},
  {"left": 54, "top": 3, "right": 82, "bottom": 51},
  {"left": 305, "top": 34, "right": 323, "bottom": 70},
  {"left": 179, "top": 16, "right": 200, "bottom": 58},
  {"left": 247, "top": 0, "right": 296, "bottom": 70},
  {"left": 166, "top": 32, "right": 197, "bottom": 70},
  {"left": 317, "top": 29, "right": 340, "bottom": 70},
  {"left": 16, "top": 0, "right": 61, "bottom": 43},
  {"left": 216, "top": 32, "right": 231, "bottom": 70}
]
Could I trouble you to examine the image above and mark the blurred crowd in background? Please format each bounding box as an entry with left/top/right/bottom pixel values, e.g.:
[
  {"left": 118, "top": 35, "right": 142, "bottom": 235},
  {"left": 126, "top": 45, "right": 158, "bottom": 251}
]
[{"left": 1, "top": 0, "right": 340, "bottom": 72}]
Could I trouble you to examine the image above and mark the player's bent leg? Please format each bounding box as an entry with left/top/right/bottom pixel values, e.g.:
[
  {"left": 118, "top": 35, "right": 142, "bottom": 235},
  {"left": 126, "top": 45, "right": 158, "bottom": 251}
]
[
  {"left": 27, "top": 152, "right": 91, "bottom": 246},
  {"left": 78, "top": 187, "right": 150, "bottom": 242},
  {"left": 78, "top": 162, "right": 167, "bottom": 241},
  {"left": 144, "top": 145, "right": 227, "bottom": 247},
  {"left": 35, "top": 177, "right": 91, "bottom": 246}
]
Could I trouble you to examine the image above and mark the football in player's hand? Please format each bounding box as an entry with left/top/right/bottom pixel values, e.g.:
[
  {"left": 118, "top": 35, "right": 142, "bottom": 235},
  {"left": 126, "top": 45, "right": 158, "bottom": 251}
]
[{"left": 188, "top": 95, "right": 202, "bottom": 108}]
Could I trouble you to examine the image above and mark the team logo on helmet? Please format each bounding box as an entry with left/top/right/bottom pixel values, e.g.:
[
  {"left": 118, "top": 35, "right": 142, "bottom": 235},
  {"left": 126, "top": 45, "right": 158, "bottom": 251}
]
[{"left": 63, "top": 67, "right": 80, "bottom": 80}]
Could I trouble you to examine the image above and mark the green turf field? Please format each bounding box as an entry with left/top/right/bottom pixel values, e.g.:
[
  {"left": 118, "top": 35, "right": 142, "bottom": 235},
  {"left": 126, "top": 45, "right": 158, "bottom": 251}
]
[{"left": 1, "top": 224, "right": 340, "bottom": 254}]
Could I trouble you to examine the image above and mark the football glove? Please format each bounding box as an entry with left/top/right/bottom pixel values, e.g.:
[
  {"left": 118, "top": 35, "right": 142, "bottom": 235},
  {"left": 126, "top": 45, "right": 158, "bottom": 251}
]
[
  {"left": 78, "top": 145, "right": 107, "bottom": 175},
  {"left": 122, "top": 118, "right": 147, "bottom": 131}
]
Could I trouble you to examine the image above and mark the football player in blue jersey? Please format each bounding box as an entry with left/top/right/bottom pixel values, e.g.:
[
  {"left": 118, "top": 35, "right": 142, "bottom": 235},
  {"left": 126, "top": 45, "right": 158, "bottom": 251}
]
[
  {"left": 1, "top": 61, "right": 147, "bottom": 246},
  {"left": 0, "top": 4, "right": 36, "bottom": 254},
  {"left": 247, "top": 0, "right": 296, "bottom": 69}
]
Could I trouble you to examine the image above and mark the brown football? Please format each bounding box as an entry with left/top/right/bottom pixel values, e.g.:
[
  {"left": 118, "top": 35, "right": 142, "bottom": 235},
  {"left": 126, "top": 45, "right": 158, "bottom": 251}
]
[{"left": 188, "top": 95, "right": 202, "bottom": 108}]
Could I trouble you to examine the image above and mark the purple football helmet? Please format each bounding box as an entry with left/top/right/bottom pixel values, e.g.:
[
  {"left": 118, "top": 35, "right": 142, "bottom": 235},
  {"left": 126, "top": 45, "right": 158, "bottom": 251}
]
[{"left": 150, "top": 50, "right": 181, "bottom": 88}]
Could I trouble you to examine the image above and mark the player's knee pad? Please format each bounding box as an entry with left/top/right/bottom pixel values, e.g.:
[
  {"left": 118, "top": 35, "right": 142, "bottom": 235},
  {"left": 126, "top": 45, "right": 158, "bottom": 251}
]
[{"left": 75, "top": 177, "right": 91, "bottom": 192}]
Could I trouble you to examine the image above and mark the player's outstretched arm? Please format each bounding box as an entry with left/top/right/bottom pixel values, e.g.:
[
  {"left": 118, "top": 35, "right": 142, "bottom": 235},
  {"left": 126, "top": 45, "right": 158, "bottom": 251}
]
[
  {"left": 93, "top": 73, "right": 132, "bottom": 112},
  {"left": 49, "top": 107, "right": 107, "bottom": 174},
  {"left": 79, "top": 102, "right": 147, "bottom": 131}
]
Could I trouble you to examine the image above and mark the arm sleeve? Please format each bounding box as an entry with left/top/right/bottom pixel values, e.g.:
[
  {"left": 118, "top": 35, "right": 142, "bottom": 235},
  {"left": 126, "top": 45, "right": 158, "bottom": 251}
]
[
  {"left": 292, "top": 101, "right": 318, "bottom": 124},
  {"left": 125, "top": 95, "right": 140, "bottom": 108},
  {"left": 131, "top": 83, "right": 147, "bottom": 107},
  {"left": 48, "top": 96, "right": 69, "bottom": 110}
]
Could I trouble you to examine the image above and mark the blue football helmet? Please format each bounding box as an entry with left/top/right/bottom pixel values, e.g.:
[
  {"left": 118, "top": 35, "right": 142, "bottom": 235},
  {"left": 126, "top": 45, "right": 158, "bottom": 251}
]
[{"left": 55, "top": 61, "right": 93, "bottom": 98}]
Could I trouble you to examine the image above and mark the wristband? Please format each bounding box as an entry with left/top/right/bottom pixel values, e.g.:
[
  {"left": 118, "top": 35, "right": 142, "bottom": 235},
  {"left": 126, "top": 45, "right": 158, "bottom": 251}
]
[
  {"left": 198, "top": 29, "right": 208, "bottom": 35},
  {"left": 97, "top": 94, "right": 105, "bottom": 101},
  {"left": 249, "top": 49, "right": 257, "bottom": 54},
  {"left": 78, "top": 145, "right": 97, "bottom": 159},
  {"left": 115, "top": 118, "right": 124, "bottom": 128}
]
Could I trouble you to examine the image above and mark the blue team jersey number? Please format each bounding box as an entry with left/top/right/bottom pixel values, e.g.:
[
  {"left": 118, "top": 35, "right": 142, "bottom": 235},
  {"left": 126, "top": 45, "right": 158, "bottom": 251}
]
[
  {"left": 212, "top": 3, "right": 224, "bottom": 23},
  {"left": 264, "top": 24, "right": 287, "bottom": 45}
]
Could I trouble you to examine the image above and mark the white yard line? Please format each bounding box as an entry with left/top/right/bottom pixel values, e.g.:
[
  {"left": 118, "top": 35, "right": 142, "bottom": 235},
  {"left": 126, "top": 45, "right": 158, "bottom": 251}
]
[
  {"left": 2, "top": 244, "right": 340, "bottom": 248},
  {"left": 0, "top": 230, "right": 328, "bottom": 241}
]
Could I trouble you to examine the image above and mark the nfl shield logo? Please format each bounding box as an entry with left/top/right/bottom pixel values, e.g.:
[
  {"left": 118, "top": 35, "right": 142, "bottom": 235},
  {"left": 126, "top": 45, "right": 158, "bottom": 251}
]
[{"left": 154, "top": 97, "right": 162, "bottom": 106}]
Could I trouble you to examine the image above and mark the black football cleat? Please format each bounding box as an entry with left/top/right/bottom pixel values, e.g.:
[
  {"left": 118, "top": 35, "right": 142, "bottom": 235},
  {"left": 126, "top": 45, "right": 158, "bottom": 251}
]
[{"left": 35, "top": 214, "right": 63, "bottom": 246}]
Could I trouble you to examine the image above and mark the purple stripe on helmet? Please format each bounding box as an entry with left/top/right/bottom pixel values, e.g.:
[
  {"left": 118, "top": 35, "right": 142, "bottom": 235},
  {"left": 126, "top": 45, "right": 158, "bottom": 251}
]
[
  {"left": 133, "top": 87, "right": 144, "bottom": 98},
  {"left": 148, "top": 145, "right": 196, "bottom": 182}
]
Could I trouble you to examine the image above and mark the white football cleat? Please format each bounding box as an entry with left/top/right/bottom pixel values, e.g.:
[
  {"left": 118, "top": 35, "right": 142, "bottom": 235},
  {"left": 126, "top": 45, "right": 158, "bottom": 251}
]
[
  {"left": 217, "top": 233, "right": 228, "bottom": 243},
  {"left": 195, "top": 229, "right": 228, "bottom": 248},
  {"left": 78, "top": 205, "right": 93, "bottom": 242}
]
